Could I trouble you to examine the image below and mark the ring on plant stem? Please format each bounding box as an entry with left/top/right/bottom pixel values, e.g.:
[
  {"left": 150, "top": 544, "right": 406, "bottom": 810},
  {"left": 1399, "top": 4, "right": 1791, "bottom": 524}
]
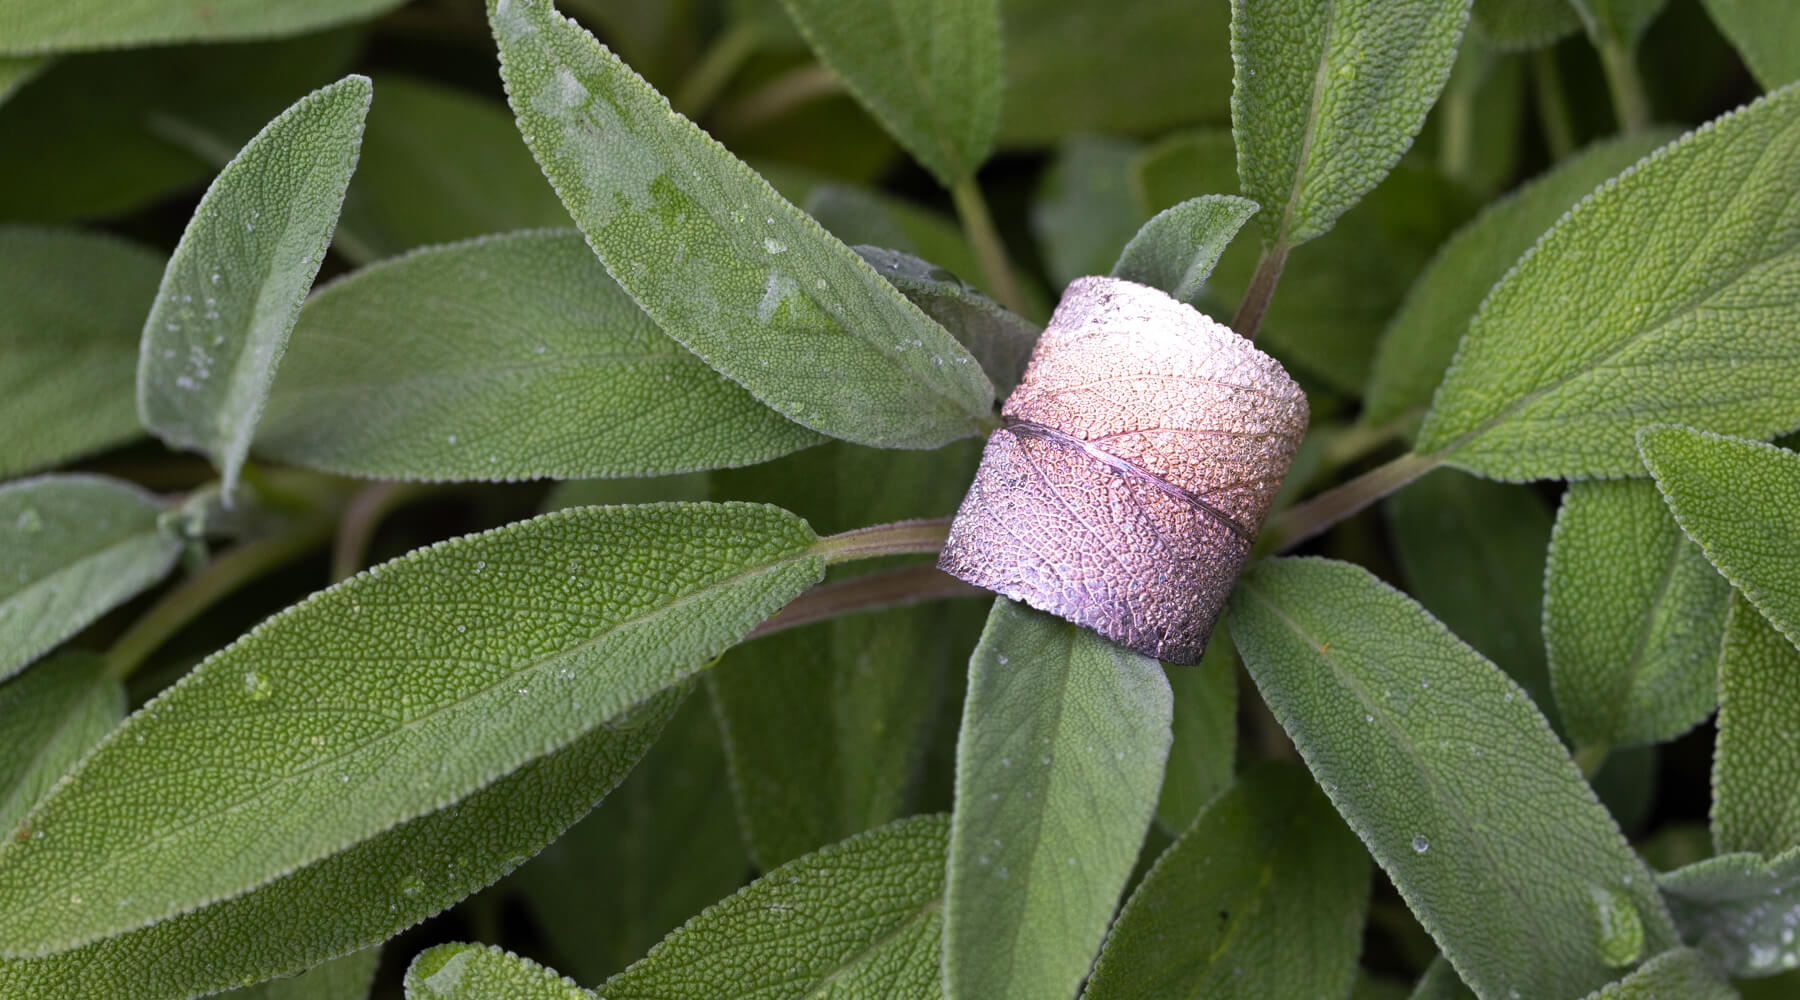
[{"left": 938, "top": 275, "right": 1309, "bottom": 665}]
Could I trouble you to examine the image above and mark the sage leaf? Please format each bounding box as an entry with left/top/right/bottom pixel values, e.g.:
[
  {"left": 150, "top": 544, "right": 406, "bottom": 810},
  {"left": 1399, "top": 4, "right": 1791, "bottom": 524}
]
[
  {"left": 0, "top": 56, "right": 44, "bottom": 106},
  {"left": 1470, "top": 0, "right": 1582, "bottom": 51},
  {"left": 1228, "top": 557, "right": 1678, "bottom": 1000},
  {"left": 0, "top": 692, "right": 676, "bottom": 998},
  {"left": 1579, "top": 948, "right": 1739, "bottom": 998},
  {"left": 0, "top": 503, "right": 823, "bottom": 956},
  {"left": 1084, "top": 761, "right": 1369, "bottom": 1000},
  {"left": 1417, "top": 87, "right": 1800, "bottom": 480},
  {"left": 1545, "top": 479, "right": 1729, "bottom": 751},
  {"left": 1566, "top": 0, "right": 1668, "bottom": 48},
  {"left": 854, "top": 246, "right": 1040, "bottom": 397},
  {"left": 1409, "top": 957, "right": 1476, "bottom": 999},
  {"left": 226, "top": 948, "right": 380, "bottom": 999},
  {"left": 1231, "top": 0, "right": 1470, "bottom": 248},
  {"left": 0, "top": 654, "right": 123, "bottom": 836},
  {"left": 1109, "top": 195, "right": 1260, "bottom": 307},
  {"left": 775, "top": 0, "right": 999, "bottom": 188},
  {"left": 489, "top": 0, "right": 993, "bottom": 450},
  {"left": 945, "top": 598, "right": 1172, "bottom": 1000},
  {"left": 0, "top": 227, "right": 161, "bottom": 479},
  {"left": 1639, "top": 427, "right": 1800, "bottom": 646},
  {"left": 1713, "top": 594, "right": 1800, "bottom": 856},
  {"left": 0, "top": 0, "right": 399, "bottom": 55},
  {"left": 0, "top": 475, "right": 181, "bottom": 683},
  {"left": 407, "top": 945, "right": 585, "bottom": 1000},
  {"left": 1701, "top": 0, "right": 1800, "bottom": 90},
  {"left": 137, "top": 75, "right": 371, "bottom": 499},
  {"left": 599, "top": 815, "right": 949, "bottom": 999},
  {"left": 1032, "top": 136, "right": 1143, "bottom": 289},
  {"left": 1156, "top": 627, "right": 1238, "bottom": 834},
  {"left": 1364, "top": 131, "right": 1674, "bottom": 429},
  {"left": 257, "top": 230, "right": 821, "bottom": 481},
  {"left": 1661, "top": 848, "right": 1800, "bottom": 978}
]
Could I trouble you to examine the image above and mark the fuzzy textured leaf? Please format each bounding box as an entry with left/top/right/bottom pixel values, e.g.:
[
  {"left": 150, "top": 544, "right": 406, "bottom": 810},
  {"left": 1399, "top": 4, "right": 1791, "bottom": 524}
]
[
  {"left": 137, "top": 75, "right": 371, "bottom": 499},
  {"left": 598, "top": 814, "right": 948, "bottom": 999},
  {"left": 1701, "top": 0, "right": 1800, "bottom": 90},
  {"left": 407, "top": 945, "right": 586, "bottom": 1000},
  {"left": 1580, "top": 948, "right": 1737, "bottom": 999},
  {"left": 1410, "top": 958, "right": 1476, "bottom": 999},
  {"left": 0, "top": 0, "right": 401, "bottom": 55},
  {"left": 1470, "top": 0, "right": 1582, "bottom": 50},
  {"left": 0, "top": 475, "right": 181, "bottom": 684},
  {"left": 1228, "top": 557, "right": 1678, "bottom": 1000},
  {"left": 489, "top": 0, "right": 992, "bottom": 450},
  {"left": 227, "top": 948, "right": 380, "bottom": 1000},
  {"left": 0, "top": 503, "right": 822, "bottom": 956},
  {"left": 854, "top": 246, "right": 1040, "bottom": 397},
  {"left": 1661, "top": 848, "right": 1800, "bottom": 978},
  {"left": 1417, "top": 88, "right": 1800, "bottom": 479},
  {"left": 1712, "top": 594, "right": 1800, "bottom": 857},
  {"left": 1545, "top": 479, "right": 1729, "bottom": 750},
  {"left": 1231, "top": 0, "right": 1471, "bottom": 247},
  {"left": 0, "top": 227, "right": 162, "bottom": 479},
  {"left": 1084, "top": 761, "right": 1369, "bottom": 1000},
  {"left": 1156, "top": 628, "right": 1238, "bottom": 834},
  {"left": 257, "top": 230, "right": 820, "bottom": 481},
  {"left": 0, "top": 654, "right": 122, "bottom": 836},
  {"left": 944, "top": 599, "right": 1173, "bottom": 1000},
  {"left": 1109, "top": 195, "right": 1259, "bottom": 307}
]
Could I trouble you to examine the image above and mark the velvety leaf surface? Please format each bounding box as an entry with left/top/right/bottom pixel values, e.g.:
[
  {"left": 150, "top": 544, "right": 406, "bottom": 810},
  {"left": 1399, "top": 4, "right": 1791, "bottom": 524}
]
[
  {"left": 598, "top": 814, "right": 949, "bottom": 999},
  {"left": 1364, "top": 131, "right": 1673, "bottom": 429},
  {"left": 0, "top": 654, "right": 123, "bottom": 836},
  {"left": 0, "top": 227, "right": 162, "bottom": 479},
  {"left": 1228, "top": 557, "right": 1677, "bottom": 1000},
  {"left": 227, "top": 948, "right": 380, "bottom": 999},
  {"left": 0, "top": 475, "right": 181, "bottom": 684},
  {"left": 0, "top": 503, "right": 823, "bottom": 956},
  {"left": 1702, "top": 0, "right": 1800, "bottom": 90},
  {"left": 1084, "top": 761, "right": 1369, "bottom": 1000},
  {"left": 1661, "top": 848, "right": 1800, "bottom": 977},
  {"left": 407, "top": 945, "right": 586, "bottom": 1000},
  {"left": 1417, "top": 88, "right": 1800, "bottom": 480},
  {"left": 1156, "top": 627, "right": 1238, "bottom": 834},
  {"left": 944, "top": 599, "right": 1173, "bottom": 1000},
  {"left": 489, "top": 0, "right": 993, "bottom": 450},
  {"left": 137, "top": 75, "right": 371, "bottom": 498},
  {"left": 1470, "top": 0, "right": 1582, "bottom": 50},
  {"left": 854, "top": 246, "right": 1040, "bottom": 397},
  {"left": 776, "top": 0, "right": 999, "bottom": 187},
  {"left": 1712, "top": 594, "right": 1800, "bottom": 857},
  {"left": 1580, "top": 948, "right": 1737, "bottom": 998},
  {"left": 1231, "top": 0, "right": 1470, "bottom": 248},
  {"left": 1409, "top": 957, "right": 1476, "bottom": 999},
  {"left": 1109, "top": 195, "right": 1259, "bottom": 306},
  {"left": 257, "top": 230, "right": 821, "bottom": 481},
  {"left": 1545, "top": 479, "right": 1729, "bottom": 751},
  {"left": 0, "top": 0, "right": 400, "bottom": 55},
  {"left": 1032, "top": 136, "right": 1144, "bottom": 289},
  {"left": 0, "top": 690, "right": 677, "bottom": 999}
]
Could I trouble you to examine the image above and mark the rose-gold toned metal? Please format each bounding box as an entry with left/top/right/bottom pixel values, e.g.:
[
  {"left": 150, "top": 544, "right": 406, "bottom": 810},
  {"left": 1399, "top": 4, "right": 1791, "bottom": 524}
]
[{"left": 938, "top": 275, "right": 1309, "bottom": 664}]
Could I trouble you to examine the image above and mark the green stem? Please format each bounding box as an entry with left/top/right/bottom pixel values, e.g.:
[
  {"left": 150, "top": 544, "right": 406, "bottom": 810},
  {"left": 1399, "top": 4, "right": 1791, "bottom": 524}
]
[
  {"left": 1531, "top": 48, "right": 1577, "bottom": 161},
  {"left": 1264, "top": 451, "right": 1442, "bottom": 552},
  {"left": 1231, "top": 243, "right": 1289, "bottom": 340},
  {"left": 746, "top": 564, "right": 983, "bottom": 641},
  {"left": 671, "top": 21, "right": 760, "bottom": 119},
  {"left": 950, "top": 176, "right": 1030, "bottom": 317},
  {"left": 1574, "top": 743, "right": 1611, "bottom": 780},
  {"left": 713, "top": 63, "right": 842, "bottom": 134},
  {"left": 815, "top": 518, "right": 952, "bottom": 564},
  {"left": 1598, "top": 39, "right": 1651, "bottom": 134}
]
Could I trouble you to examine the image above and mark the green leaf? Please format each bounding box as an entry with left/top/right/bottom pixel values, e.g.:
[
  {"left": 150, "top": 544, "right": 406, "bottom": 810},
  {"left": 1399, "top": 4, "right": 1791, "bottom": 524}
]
[
  {"left": 1156, "top": 627, "right": 1238, "bottom": 834},
  {"left": 0, "top": 475, "right": 181, "bottom": 684},
  {"left": 0, "top": 502, "right": 823, "bottom": 956},
  {"left": 0, "top": 653, "right": 122, "bottom": 836},
  {"left": 945, "top": 599, "right": 1173, "bottom": 1000},
  {"left": 1639, "top": 427, "right": 1800, "bottom": 647},
  {"left": 0, "top": 0, "right": 399, "bottom": 53},
  {"left": 226, "top": 948, "right": 380, "bottom": 999},
  {"left": 137, "top": 75, "right": 372, "bottom": 499},
  {"left": 1712, "top": 594, "right": 1800, "bottom": 857},
  {"left": 510, "top": 690, "right": 746, "bottom": 984},
  {"left": 1231, "top": 0, "right": 1471, "bottom": 248},
  {"left": 1364, "top": 131, "right": 1674, "bottom": 429},
  {"left": 0, "top": 227, "right": 163, "bottom": 479},
  {"left": 1227, "top": 557, "right": 1678, "bottom": 1000},
  {"left": 1660, "top": 848, "right": 1800, "bottom": 978},
  {"left": 1384, "top": 468, "right": 1555, "bottom": 719},
  {"left": 257, "top": 230, "right": 821, "bottom": 481},
  {"left": 1580, "top": 948, "right": 1740, "bottom": 999},
  {"left": 854, "top": 246, "right": 1040, "bottom": 397},
  {"left": 775, "top": 0, "right": 998, "bottom": 187},
  {"left": 1470, "top": 0, "right": 1582, "bottom": 50},
  {"left": 1409, "top": 957, "right": 1476, "bottom": 999},
  {"left": 1032, "top": 136, "right": 1144, "bottom": 289},
  {"left": 407, "top": 944, "right": 586, "bottom": 1000},
  {"left": 1084, "top": 760, "right": 1369, "bottom": 1000},
  {"left": 1109, "top": 195, "right": 1259, "bottom": 306},
  {"left": 1544, "top": 479, "right": 1729, "bottom": 751},
  {"left": 0, "top": 690, "right": 676, "bottom": 999},
  {"left": 1566, "top": 0, "right": 1668, "bottom": 47},
  {"left": 489, "top": 0, "right": 992, "bottom": 450},
  {"left": 599, "top": 814, "right": 948, "bottom": 998},
  {"left": 333, "top": 74, "right": 572, "bottom": 265},
  {"left": 1417, "top": 88, "right": 1800, "bottom": 480},
  {"left": 1702, "top": 0, "right": 1800, "bottom": 90},
  {"left": 0, "top": 56, "right": 44, "bottom": 106}
]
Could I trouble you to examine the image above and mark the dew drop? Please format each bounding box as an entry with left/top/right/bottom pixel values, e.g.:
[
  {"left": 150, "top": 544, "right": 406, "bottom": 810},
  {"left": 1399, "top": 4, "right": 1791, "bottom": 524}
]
[
  {"left": 1411, "top": 833, "right": 1429, "bottom": 854},
  {"left": 243, "top": 671, "right": 273, "bottom": 701},
  {"left": 14, "top": 508, "right": 42, "bottom": 533},
  {"left": 1588, "top": 884, "right": 1645, "bottom": 968}
]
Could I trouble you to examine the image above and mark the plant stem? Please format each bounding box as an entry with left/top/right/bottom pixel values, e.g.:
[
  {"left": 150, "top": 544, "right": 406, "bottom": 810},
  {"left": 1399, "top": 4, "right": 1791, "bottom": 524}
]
[
  {"left": 713, "top": 63, "right": 842, "bottom": 134},
  {"left": 1531, "top": 48, "right": 1577, "bottom": 161},
  {"left": 1231, "top": 243, "right": 1289, "bottom": 340},
  {"left": 331, "top": 481, "right": 434, "bottom": 583},
  {"left": 950, "top": 176, "right": 1030, "bottom": 316},
  {"left": 1598, "top": 39, "right": 1651, "bottom": 134},
  {"left": 1264, "top": 451, "right": 1442, "bottom": 552},
  {"left": 747, "top": 564, "right": 983, "bottom": 641},
  {"left": 815, "top": 517, "right": 952, "bottom": 564},
  {"left": 671, "top": 21, "right": 760, "bottom": 119}
]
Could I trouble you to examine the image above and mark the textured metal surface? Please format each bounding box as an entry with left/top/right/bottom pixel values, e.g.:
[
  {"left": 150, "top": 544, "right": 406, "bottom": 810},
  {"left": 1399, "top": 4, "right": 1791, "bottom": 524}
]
[{"left": 939, "top": 276, "right": 1309, "bottom": 664}]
